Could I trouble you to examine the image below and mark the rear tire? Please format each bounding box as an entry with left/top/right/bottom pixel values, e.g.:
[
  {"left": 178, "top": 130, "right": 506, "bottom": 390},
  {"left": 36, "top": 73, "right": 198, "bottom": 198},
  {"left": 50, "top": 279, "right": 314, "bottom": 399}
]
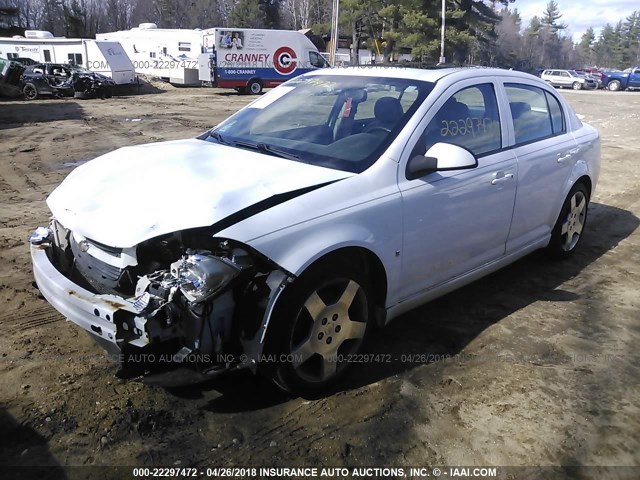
[
  {"left": 247, "top": 79, "right": 263, "bottom": 95},
  {"left": 546, "top": 182, "right": 589, "bottom": 259},
  {"left": 263, "top": 259, "right": 373, "bottom": 395}
]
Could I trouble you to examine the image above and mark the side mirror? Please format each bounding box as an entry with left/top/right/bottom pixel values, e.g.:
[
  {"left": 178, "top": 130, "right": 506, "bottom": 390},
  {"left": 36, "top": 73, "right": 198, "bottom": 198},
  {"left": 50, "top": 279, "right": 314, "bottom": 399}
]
[{"left": 406, "top": 142, "right": 478, "bottom": 180}]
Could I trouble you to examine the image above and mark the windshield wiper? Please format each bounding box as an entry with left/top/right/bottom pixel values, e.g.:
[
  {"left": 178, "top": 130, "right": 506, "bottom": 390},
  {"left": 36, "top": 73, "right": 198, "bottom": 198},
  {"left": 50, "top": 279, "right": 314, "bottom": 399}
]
[
  {"left": 234, "top": 141, "right": 300, "bottom": 160},
  {"left": 207, "top": 130, "right": 232, "bottom": 146}
]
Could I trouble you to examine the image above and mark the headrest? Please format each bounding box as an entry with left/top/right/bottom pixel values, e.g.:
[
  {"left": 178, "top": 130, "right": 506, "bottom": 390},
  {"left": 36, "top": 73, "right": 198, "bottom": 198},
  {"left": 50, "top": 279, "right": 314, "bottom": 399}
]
[{"left": 374, "top": 96, "right": 404, "bottom": 123}]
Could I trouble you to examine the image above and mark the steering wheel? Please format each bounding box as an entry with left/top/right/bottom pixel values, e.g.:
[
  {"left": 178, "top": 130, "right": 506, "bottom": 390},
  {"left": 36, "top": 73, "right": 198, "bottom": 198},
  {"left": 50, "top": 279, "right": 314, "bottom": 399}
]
[{"left": 363, "top": 126, "right": 392, "bottom": 135}]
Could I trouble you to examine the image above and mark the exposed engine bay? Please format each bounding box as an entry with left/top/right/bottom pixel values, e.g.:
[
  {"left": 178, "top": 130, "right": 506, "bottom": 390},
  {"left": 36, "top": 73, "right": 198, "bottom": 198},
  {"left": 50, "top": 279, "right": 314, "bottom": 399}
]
[{"left": 32, "top": 219, "right": 291, "bottom": 384}]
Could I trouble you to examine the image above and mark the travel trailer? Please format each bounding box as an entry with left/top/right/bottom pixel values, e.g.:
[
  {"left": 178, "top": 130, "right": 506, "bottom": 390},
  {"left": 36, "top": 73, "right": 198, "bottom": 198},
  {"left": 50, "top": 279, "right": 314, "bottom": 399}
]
[
  {"left": 97, "top": 24, "right": 208, "bottom": 85},
  {"left": 99, "top": 24, "right": 329, "bottom": 92},
  {"left": 0, "top": 31, "right": 136, "bottom": 84}
]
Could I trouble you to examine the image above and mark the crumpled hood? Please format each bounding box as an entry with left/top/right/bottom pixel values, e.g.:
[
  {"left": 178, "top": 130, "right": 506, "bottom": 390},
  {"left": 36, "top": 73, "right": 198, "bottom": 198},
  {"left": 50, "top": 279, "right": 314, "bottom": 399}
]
[{"left": 47, "top": 139, "right": 352, "bottom": 248}]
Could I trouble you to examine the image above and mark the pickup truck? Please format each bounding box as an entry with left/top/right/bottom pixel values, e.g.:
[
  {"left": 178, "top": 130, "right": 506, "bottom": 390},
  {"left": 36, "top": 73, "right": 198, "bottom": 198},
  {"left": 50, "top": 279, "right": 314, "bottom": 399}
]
[{"left": 601, "top": 67, "right": 640, "bottom": 91}]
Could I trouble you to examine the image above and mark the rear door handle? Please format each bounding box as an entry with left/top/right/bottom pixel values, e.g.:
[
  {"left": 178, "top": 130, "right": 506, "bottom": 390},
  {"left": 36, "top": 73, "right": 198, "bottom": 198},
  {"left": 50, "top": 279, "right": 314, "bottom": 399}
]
[
  {"left": 491, "top": 172, "right": 514, "bottom": 185},
  {"left": 558, "top": 148, "right": 579, "bottom": 164}
]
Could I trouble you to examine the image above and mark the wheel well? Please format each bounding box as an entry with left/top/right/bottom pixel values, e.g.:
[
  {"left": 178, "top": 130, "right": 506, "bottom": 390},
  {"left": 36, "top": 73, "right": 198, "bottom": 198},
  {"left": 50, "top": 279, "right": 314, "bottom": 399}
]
[
  {"left": 302, "top": 247, "right": 388, "bottom": 307},
  {"left": 247, "top": 77, "right": 262, "bottom": 86},
  {"left": 576, "top": 175, "right": 592, "bottom": 198}
]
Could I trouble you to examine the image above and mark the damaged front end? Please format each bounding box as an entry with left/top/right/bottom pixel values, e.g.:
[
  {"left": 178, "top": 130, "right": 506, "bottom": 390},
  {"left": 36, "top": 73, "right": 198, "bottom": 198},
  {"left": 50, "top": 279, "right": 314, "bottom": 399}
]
[{"left": 30, "top": 219, "right": 291, "bottom": 385}]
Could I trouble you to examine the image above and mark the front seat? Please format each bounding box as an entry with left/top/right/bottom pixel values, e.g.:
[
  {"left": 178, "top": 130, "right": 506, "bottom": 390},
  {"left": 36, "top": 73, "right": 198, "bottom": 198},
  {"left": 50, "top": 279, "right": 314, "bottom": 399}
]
[{"left": 363, "top": 97, "right": 404, "bottom": 133}]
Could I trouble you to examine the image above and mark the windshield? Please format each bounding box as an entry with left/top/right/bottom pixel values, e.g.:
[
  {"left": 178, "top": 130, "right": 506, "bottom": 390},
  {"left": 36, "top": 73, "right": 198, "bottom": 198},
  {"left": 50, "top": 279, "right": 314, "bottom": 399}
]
[{"left": 204, "top": 74, "right": 434, "bottom": 173}]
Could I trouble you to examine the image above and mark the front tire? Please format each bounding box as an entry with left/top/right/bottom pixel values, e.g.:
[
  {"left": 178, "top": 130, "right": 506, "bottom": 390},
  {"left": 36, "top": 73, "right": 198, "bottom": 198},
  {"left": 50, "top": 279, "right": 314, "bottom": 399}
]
[
  {"left": 546, "top": 183, "right": 589, "bottom": 259},
  {"left": 22, "top": 83, "right": 38, "bottom": 100},
  {"left": 608, "top": 80, "right": 621, "bottom": 91},
  {"left": 264, "top": 260, "right": 372, "bottom": 394},
  {"left": 572, "top": 82, "right": 582, "bottom": 90}
]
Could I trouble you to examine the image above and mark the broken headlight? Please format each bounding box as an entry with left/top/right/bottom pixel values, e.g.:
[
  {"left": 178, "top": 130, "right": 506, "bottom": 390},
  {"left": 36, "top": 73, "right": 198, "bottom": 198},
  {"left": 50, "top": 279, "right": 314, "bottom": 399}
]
[{"left": 170, "top": 253, "right": 241, "bottom": 304}]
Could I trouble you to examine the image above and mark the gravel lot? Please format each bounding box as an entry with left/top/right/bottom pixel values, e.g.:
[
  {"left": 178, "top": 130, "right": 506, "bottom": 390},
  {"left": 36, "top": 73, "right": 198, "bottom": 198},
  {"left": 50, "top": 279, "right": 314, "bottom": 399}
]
[{"left": 0, "top": 84, "right": 638, "bottom": 478}]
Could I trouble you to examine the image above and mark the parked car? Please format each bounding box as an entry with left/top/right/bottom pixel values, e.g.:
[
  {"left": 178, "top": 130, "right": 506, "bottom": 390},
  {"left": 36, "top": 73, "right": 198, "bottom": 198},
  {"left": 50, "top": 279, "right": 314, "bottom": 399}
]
[
  {"left": 21, "top": 63, "right": 75, "bottom": 99},
  {"left": 21, "top": 63, "right": 115, "bottom": 100},
  {"left": 574, "top": 70, "right": 602, "bottom": 88},
  {"left": 30, "top": 68, "right": 600, "bottom": 394},
  {"left": 541, "top": 69, "right": 598, "bottom": 90},
  {"left": 0, "top": 57, "right": 25, "bottom": 98},
  {"left": 600, "top": 67, "right": 640, "bottom": 91}
]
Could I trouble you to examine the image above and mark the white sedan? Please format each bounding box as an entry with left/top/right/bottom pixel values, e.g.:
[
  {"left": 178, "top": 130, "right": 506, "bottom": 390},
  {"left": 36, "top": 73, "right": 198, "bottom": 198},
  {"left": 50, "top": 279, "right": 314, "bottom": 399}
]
[{"left": 30, "top": 67, "right": 600, "bottom": 393}]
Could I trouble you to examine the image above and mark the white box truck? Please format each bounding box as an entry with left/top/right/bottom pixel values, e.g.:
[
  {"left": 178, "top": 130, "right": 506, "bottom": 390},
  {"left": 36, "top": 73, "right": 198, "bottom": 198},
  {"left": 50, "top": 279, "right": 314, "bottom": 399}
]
[
  {"left": 0, "top": 31, "right": 136, "bottom": 84},
  {"left": 199, "top": 28, "right": 329, "bottom": 94}
]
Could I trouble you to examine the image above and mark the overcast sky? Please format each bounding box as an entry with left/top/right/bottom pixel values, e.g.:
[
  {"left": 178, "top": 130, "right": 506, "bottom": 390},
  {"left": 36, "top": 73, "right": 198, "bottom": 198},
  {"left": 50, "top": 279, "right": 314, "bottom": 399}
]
[{"left": 512, "top": 0, "right": 639, "bottom": 42}]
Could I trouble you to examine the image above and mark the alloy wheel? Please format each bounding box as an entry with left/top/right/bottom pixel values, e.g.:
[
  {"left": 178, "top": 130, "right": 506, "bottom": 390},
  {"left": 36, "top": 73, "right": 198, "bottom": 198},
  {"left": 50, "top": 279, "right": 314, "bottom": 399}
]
[
  {"left": 289, "top": 278, "right": 368, "bottom": 383},
  {"left": 560, "top": 190, "right": 587, "bottom": 251}
]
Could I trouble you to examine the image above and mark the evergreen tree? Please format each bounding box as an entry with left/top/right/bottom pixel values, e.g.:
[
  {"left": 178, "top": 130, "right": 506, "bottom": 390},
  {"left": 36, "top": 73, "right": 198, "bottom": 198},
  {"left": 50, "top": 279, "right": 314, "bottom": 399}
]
[
  {"left": 541, "top": 0, "right": 566, "bottom": 33},
  {"left": 229, "top": 0, "right": 265, "bottom": 28},
  {"left": 579, "top": 27, "right": 595, "bottom": 65},
  {"left": 621, "top": 11, "right": 640, "bottom": 64}
]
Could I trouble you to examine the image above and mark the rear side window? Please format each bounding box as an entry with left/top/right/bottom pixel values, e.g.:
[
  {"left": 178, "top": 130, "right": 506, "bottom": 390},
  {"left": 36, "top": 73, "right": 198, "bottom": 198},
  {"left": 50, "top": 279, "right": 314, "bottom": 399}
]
[
  {"left": 419, "top": 83, "right": 501, "bottom": 157},
  {"left": 545, "top": 91, "right": 565, "bottom": 134},
  {"left": 505, "top": 84, "right": 561, "bottom": 145}
]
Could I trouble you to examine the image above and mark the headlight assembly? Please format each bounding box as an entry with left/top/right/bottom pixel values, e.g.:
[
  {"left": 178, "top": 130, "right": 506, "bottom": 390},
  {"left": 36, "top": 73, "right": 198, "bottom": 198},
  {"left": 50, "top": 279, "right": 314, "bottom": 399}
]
[{"left": 170, "top": 253, "right": 241, "bottom": 304}]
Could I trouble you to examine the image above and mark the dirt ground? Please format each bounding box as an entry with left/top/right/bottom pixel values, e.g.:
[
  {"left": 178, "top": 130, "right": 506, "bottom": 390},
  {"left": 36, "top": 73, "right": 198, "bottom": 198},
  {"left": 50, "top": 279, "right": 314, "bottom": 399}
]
[{"left": 0, "top": 83, "right": 638, "bottom": 479}]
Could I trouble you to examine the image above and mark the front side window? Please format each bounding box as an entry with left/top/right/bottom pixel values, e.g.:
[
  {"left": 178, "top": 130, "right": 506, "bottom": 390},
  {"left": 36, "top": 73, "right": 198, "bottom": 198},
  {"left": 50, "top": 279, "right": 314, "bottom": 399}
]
[
  {"left": 505, "top": 83, "right": 558, "bottom": 145},
  {"left": 208, "top": 75, "right": 434, "bottom": 173},
  {"left": 309, "top": 51, "right": 329, "bottom": 68},
  {"left": 418, "top": 83, "right": 501, "bottom": 157}
]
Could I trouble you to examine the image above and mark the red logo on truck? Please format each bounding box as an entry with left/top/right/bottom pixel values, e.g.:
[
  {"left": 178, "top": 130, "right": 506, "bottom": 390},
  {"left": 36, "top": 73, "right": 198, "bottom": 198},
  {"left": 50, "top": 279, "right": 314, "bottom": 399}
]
[{"left": 274, "top": 46, "right": 297, "bottom": 75}]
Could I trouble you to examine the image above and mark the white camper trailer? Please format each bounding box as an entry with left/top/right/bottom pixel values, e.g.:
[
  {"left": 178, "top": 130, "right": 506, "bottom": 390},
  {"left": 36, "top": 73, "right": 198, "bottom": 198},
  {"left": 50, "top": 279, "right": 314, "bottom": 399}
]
[
  {"left": 0, "top": 32, "right": 136, "bottom": 84},
  {"left": 97, "top": 24, "right": 210, "bottom": 85}
]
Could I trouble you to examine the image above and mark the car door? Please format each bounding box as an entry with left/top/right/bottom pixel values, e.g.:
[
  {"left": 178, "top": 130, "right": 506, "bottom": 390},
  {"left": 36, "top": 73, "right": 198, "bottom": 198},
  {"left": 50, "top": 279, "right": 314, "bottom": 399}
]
[
  {"left": 501, "top": 82, "right": 577, "bottom": 252},
  {"left": 396, "top": 80, "right": 517, "bottom": 300},
  {"left": 629, "top": 69, "right": 640, "bottom": 88}
]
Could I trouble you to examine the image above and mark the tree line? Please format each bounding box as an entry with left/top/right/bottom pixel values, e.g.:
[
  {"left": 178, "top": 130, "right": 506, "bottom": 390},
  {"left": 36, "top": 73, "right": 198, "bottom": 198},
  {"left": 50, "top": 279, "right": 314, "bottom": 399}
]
[{"left": 2, "top": 0, "right": 639, "bottom": 70}]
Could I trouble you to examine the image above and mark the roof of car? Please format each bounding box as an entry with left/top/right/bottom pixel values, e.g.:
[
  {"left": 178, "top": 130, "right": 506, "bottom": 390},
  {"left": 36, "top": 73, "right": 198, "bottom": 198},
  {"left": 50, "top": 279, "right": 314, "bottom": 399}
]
[{"left": 306, "top": 66, "right": 545, "bottom": 85}]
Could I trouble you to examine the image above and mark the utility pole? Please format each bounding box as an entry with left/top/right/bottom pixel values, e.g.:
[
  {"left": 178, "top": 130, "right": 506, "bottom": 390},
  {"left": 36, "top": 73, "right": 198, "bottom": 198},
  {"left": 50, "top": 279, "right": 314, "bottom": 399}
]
[
  {"left": 330, "top": 0, "right": 340, "bottom": 66},
  {"left": 439, "top": 0, "right": 446, "bottom": 64}
]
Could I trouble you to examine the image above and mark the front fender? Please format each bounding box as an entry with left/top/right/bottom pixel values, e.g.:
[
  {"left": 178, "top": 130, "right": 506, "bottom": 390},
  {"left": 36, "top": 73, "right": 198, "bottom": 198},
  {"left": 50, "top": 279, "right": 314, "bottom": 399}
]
[
  {"left": 217, "top": 158, "right": 404, "bottom": 306},
  {"left": 255, "top": 223, "right": 388, "bottom": 277}
]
